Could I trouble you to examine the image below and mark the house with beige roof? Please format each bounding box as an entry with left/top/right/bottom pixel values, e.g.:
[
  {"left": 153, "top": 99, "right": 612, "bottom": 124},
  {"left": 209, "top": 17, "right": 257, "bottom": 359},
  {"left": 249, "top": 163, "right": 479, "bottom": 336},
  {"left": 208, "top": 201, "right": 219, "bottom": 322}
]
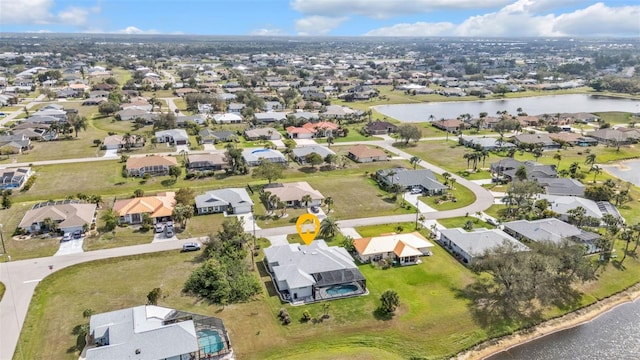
[
  {"left": 18, "top": 200, "right": 97, "bottom": 234},
  {"left": 103, "top": 134, "right": 145, "bottom": 151},
  {"left": 353, "top": 232, "right": 434, "bottom": 266},
  {"left": 263, "top": 182, "right": 324, "bottom": 208},
  {"left": 347, "top": 144, "right": 388, "bottom": 163},
  {"left": 113, "top": 192, "right": 176, "bottom": 224},
  {"left": 126, "top": 155, "right": 178, "bottom": 177}
]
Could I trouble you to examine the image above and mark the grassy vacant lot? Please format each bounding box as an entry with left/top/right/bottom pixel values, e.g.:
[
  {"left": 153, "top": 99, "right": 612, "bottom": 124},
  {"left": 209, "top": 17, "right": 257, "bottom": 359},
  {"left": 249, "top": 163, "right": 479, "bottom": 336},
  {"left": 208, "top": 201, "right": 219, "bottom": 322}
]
[
  {"left": 16, "top": 224, "right": 640, "bottom": 359},
  {"left": 437, "top": 216, "right": 494, "bottom": 230}
]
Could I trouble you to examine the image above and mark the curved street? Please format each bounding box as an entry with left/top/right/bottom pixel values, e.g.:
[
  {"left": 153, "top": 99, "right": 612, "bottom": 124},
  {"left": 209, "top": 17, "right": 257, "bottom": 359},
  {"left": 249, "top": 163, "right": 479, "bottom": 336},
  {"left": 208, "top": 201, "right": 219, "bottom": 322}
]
[{"left": 0, "top": 133, "right": 495, "bottom": 360}]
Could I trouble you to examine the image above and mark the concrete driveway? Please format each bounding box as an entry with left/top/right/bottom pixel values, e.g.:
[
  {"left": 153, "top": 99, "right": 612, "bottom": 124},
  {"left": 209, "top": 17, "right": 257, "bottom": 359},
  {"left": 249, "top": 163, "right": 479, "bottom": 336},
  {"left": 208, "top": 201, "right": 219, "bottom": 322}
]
[
  {"left": 233, "top": 213, "right": 261, "bottom": 232},
  {"left": 175, "top": 144, "right": 189, "bottom": 154},
  {"left": 271, "top": 139, "right": 285, "bottom": 149},
  {"left": 403, "top": 193, "right": 437, "bottom": 213},
  {"left": 203, "top": 144, "right": 216, "bottom": 151},
  {"left": 294, "top": 139, "right": 317, "bottom": 146},
  {"left": 266, "top": 234, "right": 288, "bottom": 246},
  {"left": 54, "top": 238, "right": 84, "bottom": 256},
  {"left": 103, "top": 149, "right": 118, "bottom": 158}
]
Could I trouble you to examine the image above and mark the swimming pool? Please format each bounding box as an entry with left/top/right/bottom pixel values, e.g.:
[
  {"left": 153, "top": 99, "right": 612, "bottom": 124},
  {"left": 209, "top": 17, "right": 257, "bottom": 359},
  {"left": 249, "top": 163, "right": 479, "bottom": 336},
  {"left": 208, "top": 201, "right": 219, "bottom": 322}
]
[
  {"left": 325, "top": 284, "right": 358, "bottom": 296},
  {"left": 197, "top": 329, "right": 224, "bottom": 354}
]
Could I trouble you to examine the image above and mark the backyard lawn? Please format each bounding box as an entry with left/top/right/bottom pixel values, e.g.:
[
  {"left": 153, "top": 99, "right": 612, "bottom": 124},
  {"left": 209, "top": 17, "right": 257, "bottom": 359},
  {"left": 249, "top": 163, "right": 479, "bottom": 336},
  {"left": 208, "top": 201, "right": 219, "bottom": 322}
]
[
  {"left": 15, "top": 224, "right": 640, "bottom": 359},
  {"left": 420, "top": 176, "right": 476, "bottom": 211},
  {"left": 437, "top": 216, "right": 494, "bottom": 230}
]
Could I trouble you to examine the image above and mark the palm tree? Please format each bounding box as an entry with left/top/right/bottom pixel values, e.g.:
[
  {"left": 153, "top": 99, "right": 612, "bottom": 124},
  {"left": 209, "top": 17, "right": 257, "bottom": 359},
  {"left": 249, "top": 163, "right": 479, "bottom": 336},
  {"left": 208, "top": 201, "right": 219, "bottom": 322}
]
[
  {"left": 409, "top": 156, "right": 420, "bottom": 170},
  {"left": 300, "top": 194, "right": 312, "bottom": 208},
  {"left": 68, "top": 114, "right": 88, "bottom": 137},
  {"left": 585, "top": 153, "right": 596, "bottom": 167},
  {"left": 324, "top": 197, "right": 333, "bottom": 212},
  {"left": 318, "top": 217, "right": 339, "bottom": 240},
  {"left": 480, "top": 149, "right": 489, "bottom": 168},
  {"left": 268, "top": 194, "right": 280, "bottom": 212},
  {"left": 569, "top": 162, "right": 580, "bottom": 177},
  {"left": 123, "top": 132, "right": 133, "bottom": 151},
  {"left": 553, "top": 153, "right": 562, "bottom": 168},
  {"left": 463, "top": 153, "right": 473, "bottom": 169},
  {"left": 620, "top": 228, "right": 634, "bottom": 263},
  {"left": 591, "top": 164, "right": 602, "bottom": 183},
  {"left": 442, "top": 172, "right": 451, "bottom": 186}
]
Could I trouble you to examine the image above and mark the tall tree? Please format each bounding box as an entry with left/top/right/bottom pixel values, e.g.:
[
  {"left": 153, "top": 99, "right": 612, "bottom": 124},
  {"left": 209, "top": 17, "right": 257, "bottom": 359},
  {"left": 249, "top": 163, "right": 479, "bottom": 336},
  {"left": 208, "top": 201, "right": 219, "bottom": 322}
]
[
  {"left": 397, "top": 124, "right": 422, "bottom": 145},
  {"left": 379, "top": 290, "right": 400, "bottom": 314},
  {"left": 409, "top": 156, "right": 421, "bottom": 170},
  {"left": 318, "top": 217, "right": 339, "bottom": 240},
  {"left": 252, "top": 159, "right": 283, "bottom": 184}
]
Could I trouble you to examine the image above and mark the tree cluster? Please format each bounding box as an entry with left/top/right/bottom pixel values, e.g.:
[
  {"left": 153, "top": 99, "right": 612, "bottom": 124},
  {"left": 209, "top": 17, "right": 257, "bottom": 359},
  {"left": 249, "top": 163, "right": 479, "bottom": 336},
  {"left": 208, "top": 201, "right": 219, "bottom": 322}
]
[
  {"left": 183, "top": 218, "right": 261, "bottom": 305},
  {"left": 465, "top": 240, "right": 596, "bottom": 321}
]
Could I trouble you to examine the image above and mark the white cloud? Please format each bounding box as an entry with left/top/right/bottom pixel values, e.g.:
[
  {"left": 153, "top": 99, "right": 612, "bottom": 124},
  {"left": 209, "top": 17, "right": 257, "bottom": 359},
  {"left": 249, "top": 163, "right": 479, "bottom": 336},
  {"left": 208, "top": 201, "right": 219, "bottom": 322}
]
[
  {"left": 0, "top": 0, "right": 100, "bottom": 27},
  {"left": 116, "top": 26, "right": 160, "bottom": 35},
  {"left": 248, "top": 28, "right": 289, "bottom": 36},
  {"left": 364, "top": 1, "right": 640, "bottom": 37},
  {"left": 295, "top": 16, "right": 348, "bottom": 35},
  {"left": 292, "top": 0, "right": 510, "bottom": 19},
  {"left": 365, "top": 22, "right": 455, "bottom": 37}
]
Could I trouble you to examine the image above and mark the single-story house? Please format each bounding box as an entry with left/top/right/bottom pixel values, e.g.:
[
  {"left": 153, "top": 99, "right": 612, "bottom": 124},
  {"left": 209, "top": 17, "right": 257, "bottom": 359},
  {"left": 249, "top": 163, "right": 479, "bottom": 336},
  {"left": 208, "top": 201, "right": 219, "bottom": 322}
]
[
  {"left": 291, "top": 145, "right": 336, "bottom": 165},
  {"left": 459, "top": 135, "right": 515, "bottom": 151},
  {"left": 292, "top": 111, "right": 320, "bottom": 121},
  {"left": 490, "top": 158, "right": 557, "bottom": 182},
  {"left": 18, "top": 201, "right": 97, "bottom": 234},
  {"left": 347, "top": 144, "right": 388, "bottom": 163},
  {"left": 195, "top": 188, "right": 253, "bottom": 215},
  {"left": 364, "top": 121, "right": 397, "bottom": 135},
  {"left": 213, "top": 113, "right": 243, "bottom": 124},
  {"left": 244, "top": 127, "right": 282, "bottom": 141},
  {"left": 588, "top": 128, "right": 633, "bottom": 145},
  {"left": 11, "top": 123, "right": 57, "bottom": 141},
  {"left": 187, "top": 153, "right": 227, "bottom": 171},
  {"left": 126, "top": 155, "right": 178, "bottom": 177},
  {"left": 116, "top": 108, "right": 149, "bottom": 121},
  {"left": 354, "top": 232, "right": 435, "bottom": 266},
  {"left": 103, "top": 134, "right": 145, "bottom": 150},
  {"left": 86, "top": 305, "right": 232, "bottom": 360},
  {"left": 376, "top": 168, "right": 447, "bottom": 195},
  {"left": 263, "top": 240, "right": 367, "bottom": 303},
  {"left": 263, "top": 181, "right": 324, "bottom": 208},
  {"left": 503, "top": 218, "right": 601, "bottom": 254},
  {"left": 82, "top": 97, "right": 107, "bottom": 106},
  {"left": 155, "top": 129, "right": 189, "bottom": 145},
  {"left": 535, "top": 178, "right": 585, "bottom": 197},
  {"left": 242, "top": 148, "right": 286, "bottom": 166},
  {"left": 285, "top": 126, "right": 315, "bottom": 139},
  {"left": 113, "top": 192, "right": 175, "bottom": 224},
  {"left": 513, "top": 134, "right": 560, "bottom": 150},
  {"left": 0, "top": 134, "right": 31, "bottom": 153},
  {"left": 537, "top": 194, "right": 623, "bottom": 224},
  {"left": 432, "top": 119, "right": 467, "bottom": 133},
  {"left": 439, "top": 228, "right": 529, "bottom": 264},
  {"left": 0, "top": 167, "right": 32, "bottom": 190},
  {"left": 548, "top": 132, "right": 598, "bottom": 147},
  {"left": 198, "top": 129, "right": 236, "bottom": 144},
  {"left": 176, "top": 114, "right": 206, "bottom": 126},
  {"left": 254, "top": 112, "right": 287, "bottom": 124},
  {"left": 227, "top": 103, "right": 245, "bottom": 113}
]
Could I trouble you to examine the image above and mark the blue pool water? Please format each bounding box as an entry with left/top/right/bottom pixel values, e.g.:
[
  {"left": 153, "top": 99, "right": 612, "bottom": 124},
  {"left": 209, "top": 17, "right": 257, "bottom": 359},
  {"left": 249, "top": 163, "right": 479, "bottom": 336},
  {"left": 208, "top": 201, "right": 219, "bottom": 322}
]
[
  {"left": 326, "top": 284, "right": 358, "bottom": 296},
  {"left": 197, "top": 329, "right": 224, "bottom": 354},
  {"left": 251, "top": 148, "right": 270, "bottom": 153}
]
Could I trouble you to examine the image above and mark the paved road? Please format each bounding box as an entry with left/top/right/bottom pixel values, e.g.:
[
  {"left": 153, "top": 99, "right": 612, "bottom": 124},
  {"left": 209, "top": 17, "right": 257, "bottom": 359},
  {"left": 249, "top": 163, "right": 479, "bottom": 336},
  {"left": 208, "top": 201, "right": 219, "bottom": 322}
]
[
  {"left": 0, "top": 94, "right": 46, "bottom": 126},
  {"left": 0, "top": 238, "right": 196, "bottom": 360},
  {"left": 0, "top": 133, "right": 496, "bottom": 359}
]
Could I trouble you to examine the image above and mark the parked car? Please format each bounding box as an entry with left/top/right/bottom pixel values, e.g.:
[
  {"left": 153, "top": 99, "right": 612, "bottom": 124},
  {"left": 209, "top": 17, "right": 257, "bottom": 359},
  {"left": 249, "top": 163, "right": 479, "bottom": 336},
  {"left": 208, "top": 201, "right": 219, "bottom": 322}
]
[
  {"left": 73, "top": 230, "right": 83, "bottom": 239},
  {"left": 411, "top": 187, "right": 422, "bottom": 194},
  {"left": 155, "top": 223, "right": 165, "bottom": 233},
  {"left": 310, "top": 206, "right": 320, "bottom": 214},
  {"left": 61, "top": 233, "right": 72, "bottom": 242},
  {"left": 486, "top": 218, "right": 499, "bottom": 226},
  {"left": 181, "top": 242, "right": 201, "bottom": 252},
  {"left": 165, "top": 227, "right": 174, "bottom": 238}
]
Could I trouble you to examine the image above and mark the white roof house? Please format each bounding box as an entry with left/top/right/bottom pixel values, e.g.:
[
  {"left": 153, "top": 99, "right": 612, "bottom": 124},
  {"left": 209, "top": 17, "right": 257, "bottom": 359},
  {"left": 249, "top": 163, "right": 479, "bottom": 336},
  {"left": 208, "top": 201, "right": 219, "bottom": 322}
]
[
  {"left": 213, "top": 113, "right": 243, "bottom": 124},
  {"left": 242, "top": 148, "right": 286, "bottom": 166},
  {"left": 354, "top": 232, "right": 434, "bottom": 266}
]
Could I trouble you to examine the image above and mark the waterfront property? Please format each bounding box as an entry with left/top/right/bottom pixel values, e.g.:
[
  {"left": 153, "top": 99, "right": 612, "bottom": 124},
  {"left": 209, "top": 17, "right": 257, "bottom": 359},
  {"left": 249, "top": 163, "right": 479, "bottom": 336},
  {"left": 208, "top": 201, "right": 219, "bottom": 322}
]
[
  {"left": 86, "top": 305, "right": 233, "bottom": 360},
  {"left": 263, "top": 240, "right": 367, "bottom": 303},
  {"left": 195, "top": 188, "right": 253, "bottom": 215},
  {"left": 503, "top": 218, "right": 601, "bottom": 254},
  {"left": 353, "top": 231, "right": 434, "bottom": 266},
  {"left": 439, "top": 228, "right": 529, "bottom": 265}
]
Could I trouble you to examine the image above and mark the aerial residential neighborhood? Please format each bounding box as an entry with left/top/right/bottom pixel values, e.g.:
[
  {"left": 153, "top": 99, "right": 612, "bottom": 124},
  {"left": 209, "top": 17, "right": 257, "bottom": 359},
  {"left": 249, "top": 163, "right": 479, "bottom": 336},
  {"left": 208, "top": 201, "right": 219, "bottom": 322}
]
[{"left": 0, "top": 26, "right": 639, "bottom": 360}]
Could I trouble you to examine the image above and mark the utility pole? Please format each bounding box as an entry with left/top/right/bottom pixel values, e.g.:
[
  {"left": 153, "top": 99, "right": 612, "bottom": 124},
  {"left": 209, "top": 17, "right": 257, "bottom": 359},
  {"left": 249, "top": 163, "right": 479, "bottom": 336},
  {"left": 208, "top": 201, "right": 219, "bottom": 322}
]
[
  {"left": 0, "top": 223, "right": 6, "bottom": 255},
  {"left": 415, "top": 198, "right": 420, "bottom": 230}
]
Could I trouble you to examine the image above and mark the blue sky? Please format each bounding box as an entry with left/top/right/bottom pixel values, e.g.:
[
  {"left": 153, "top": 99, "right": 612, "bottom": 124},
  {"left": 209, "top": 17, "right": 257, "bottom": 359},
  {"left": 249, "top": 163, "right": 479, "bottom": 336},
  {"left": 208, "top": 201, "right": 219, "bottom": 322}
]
[{"left": 1, "top": 0, "right": 639, "bottom": 37}]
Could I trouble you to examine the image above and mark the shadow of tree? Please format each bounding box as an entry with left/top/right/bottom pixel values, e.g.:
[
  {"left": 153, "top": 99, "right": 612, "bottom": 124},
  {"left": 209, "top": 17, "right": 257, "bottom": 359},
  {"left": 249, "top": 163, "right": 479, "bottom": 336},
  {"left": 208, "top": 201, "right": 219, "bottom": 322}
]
[{"left": 373, "top": 307, "right": 395, "bottom": 321}]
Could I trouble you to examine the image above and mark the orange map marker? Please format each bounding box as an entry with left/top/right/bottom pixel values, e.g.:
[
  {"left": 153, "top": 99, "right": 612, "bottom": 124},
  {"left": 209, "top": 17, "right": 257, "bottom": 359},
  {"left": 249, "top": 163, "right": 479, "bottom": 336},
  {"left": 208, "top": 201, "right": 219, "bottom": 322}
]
[{"left": 296, "top": 213, "right": 321, "bottom": 245}]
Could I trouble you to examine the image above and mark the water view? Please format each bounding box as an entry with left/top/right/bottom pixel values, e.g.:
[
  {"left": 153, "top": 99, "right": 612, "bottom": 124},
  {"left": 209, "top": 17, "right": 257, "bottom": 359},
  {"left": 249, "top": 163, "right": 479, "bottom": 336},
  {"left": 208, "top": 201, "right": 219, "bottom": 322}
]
[
  {"left": 487, "top": 299, "right": 640, "bottom": 360},
  {"left": 602, "top": 159, "right": 640, "bottom": 187},
  {"left": 374, "top": 94, "right": 640, "bottom": 122}
]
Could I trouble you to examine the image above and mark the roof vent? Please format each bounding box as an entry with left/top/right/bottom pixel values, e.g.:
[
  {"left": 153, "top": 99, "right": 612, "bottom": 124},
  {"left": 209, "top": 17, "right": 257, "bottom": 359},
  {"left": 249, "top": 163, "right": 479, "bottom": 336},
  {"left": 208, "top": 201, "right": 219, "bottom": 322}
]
[{"left": 135, "top": 348, "right": 141, "bottom": 355}]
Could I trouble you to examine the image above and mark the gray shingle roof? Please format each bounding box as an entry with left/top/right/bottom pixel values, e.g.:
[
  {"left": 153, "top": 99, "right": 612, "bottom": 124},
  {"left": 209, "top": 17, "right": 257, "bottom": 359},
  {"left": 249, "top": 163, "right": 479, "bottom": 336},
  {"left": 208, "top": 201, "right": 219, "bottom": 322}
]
[
  {"left": 195, "top": 188, "right": 253, "bottom": 210},
  {"left": 440, "top": 228, "right": 528, "bottom": 257}
]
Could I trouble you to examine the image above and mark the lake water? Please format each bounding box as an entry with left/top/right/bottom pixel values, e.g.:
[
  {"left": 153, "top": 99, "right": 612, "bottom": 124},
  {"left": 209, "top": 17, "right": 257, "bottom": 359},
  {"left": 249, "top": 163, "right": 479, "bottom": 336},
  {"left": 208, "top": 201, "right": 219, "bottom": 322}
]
[
  {"left": 374, "top": 94, "right": 640, "bottom": 122},
  {"left": 602, "top": 159, "right": 640, "bottom": 187},
  {"left": 486, "top": 298, "right": 640, "bottom": 360}
]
